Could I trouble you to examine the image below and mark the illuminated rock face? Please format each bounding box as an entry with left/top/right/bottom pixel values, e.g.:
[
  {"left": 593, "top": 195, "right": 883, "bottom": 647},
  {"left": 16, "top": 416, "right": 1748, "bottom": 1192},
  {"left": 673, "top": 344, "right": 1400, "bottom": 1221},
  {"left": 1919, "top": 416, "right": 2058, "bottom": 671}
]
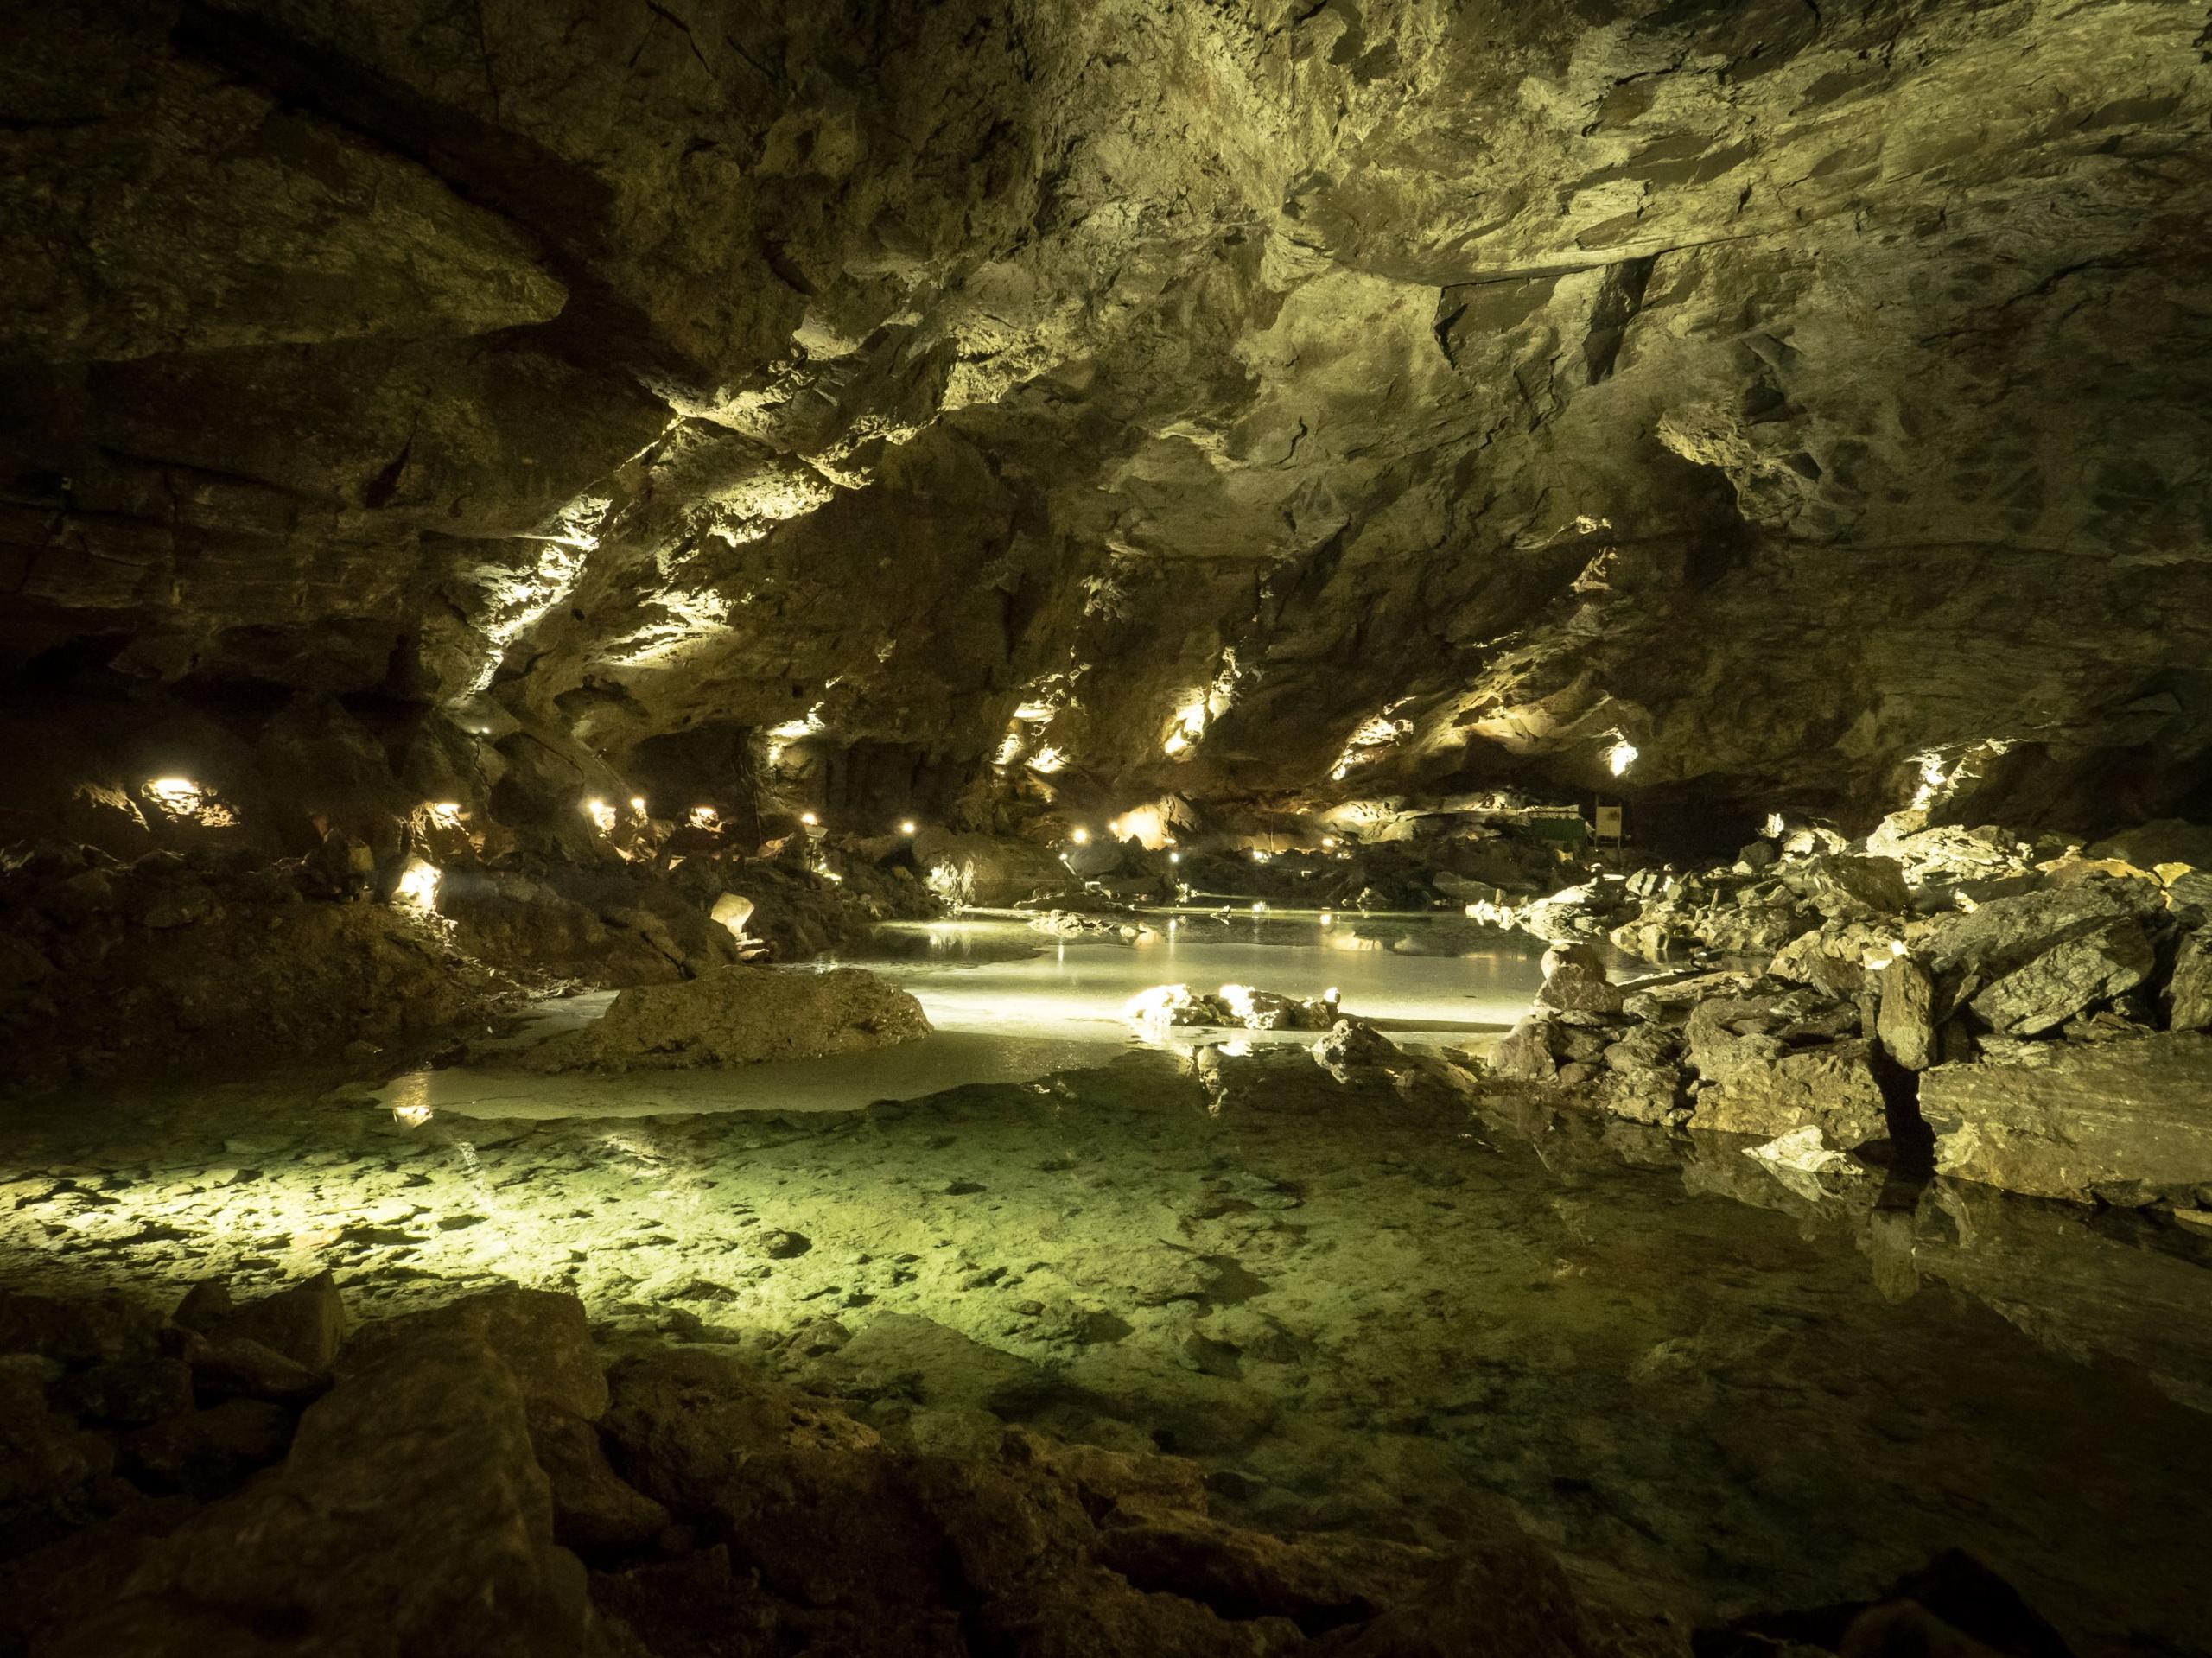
[
  {"left": 4, "top": 3, "right": 2211, "bottom": 834},
  {"left": 520, "top": 964, "right": 931, "bottom": 1071}
]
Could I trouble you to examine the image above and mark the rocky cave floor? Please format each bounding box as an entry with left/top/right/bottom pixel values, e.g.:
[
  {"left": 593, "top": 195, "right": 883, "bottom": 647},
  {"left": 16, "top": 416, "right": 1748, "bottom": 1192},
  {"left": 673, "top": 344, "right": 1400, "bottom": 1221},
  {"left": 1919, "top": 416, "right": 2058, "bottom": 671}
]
[{"left": 4, "top": 1042, "right": 2210, "bottom": 1657}]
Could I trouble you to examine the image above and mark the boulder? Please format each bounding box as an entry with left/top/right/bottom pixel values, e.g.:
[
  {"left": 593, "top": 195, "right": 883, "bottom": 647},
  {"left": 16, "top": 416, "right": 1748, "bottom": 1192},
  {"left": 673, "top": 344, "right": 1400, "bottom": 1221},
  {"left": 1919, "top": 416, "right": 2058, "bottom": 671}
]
[
  {"left": 122, "top": 1399, "right": 294, "bottom": 1500},
  {"left": 1783, "top": 853, "right": 1910, "bottom": 921},
  {"left": 0, "top": 1293, "right": 164, "bottom": 1366},
  {"left": 185, "top": 1332, "right": 325, "bottom": 1403},
  {"left": 0, "top": 1356, "right": 114, "bottom": 1538},
  {"left": 2170, "top": 928, "right": 2211, "bottom": 1032},
  {"left": 1768, "top": 927, "right": 1869, "bottom": 999},
  {"left": 1535, "top": 943, "right": 1624, "bottom": 1016},
  {"left": 218, "top": 1271, "right": 346, "bottom": 1372},
  {"left": 44, "top": 1333, "right": 604, "bottom": 1658},
  {"left": 601, "top": 1350, "right": 880, "bottom": 1517},
  {"left": 1685, "top": 998, "right": 1890, "bottom": 1150},
  {"left": 1919, "top": 879, "right": 2162, "bottom": 1037},
  {"left": 338, "top": 1287, "right": 608, "bottom": 1420},
  {"left": 1319, "top": 1533, "right": 1691, "bottom": 1656},
  {"left": 1491, "top": 1015, "right": 1560, "bottom": 1082},
  {"left": 1919, "top": 1032, "right": 2212, "bottom": 1203},
  {"left": 1313, "top": 1018, "right": 1401, "bottom": 1080},
  {"left": 1125, "top": 982, "right": 1339, "bottom": 1034},
  {"left": 522, "top": 965, "right": 930, "bottom": 1071},
  {"left": 1874, "top": 955, "right": 1940, "bottom": 1070},
  {"left": 1091, "top": 1510, "right": 1441, "bottom": 1629},
  {"left": 48, "top": 1356, "right": 194, "bottom": 1428},
  {"left": 1595, "top": 1021, "right": 1688, "bottom": 1124},
  {"left": 2087, "top": 819, "right": 2212, "bottom": 874},
  {"left": 525, "top": 1405, "right": 670, "bottom": 1555}
]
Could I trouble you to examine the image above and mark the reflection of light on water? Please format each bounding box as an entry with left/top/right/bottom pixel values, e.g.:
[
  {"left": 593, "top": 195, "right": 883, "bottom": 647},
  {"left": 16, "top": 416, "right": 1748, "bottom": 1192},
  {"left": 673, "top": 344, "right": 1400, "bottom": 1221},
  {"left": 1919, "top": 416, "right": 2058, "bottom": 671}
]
[{"left": 878, "top": 918, "right": 1548, "bottom": 1045}]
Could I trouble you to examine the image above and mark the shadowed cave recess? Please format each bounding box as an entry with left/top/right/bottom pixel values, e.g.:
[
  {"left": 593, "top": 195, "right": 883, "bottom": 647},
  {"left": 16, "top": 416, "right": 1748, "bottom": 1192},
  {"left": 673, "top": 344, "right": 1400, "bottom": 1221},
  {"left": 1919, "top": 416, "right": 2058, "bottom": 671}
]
[{"left": 4, "top": 3, "right": 2212, "bottom": 1656}]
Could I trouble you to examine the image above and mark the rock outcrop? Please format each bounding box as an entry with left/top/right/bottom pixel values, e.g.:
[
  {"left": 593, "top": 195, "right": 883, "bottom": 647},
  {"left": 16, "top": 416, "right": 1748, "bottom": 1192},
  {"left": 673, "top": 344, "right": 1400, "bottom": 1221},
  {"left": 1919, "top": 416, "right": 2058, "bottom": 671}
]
[
  {"left": 522, "top": 965, "right": 931, "bottom": 1072},
  {"left": 1920, "top": 1032, "right": 2212, "bottom": 1205}
]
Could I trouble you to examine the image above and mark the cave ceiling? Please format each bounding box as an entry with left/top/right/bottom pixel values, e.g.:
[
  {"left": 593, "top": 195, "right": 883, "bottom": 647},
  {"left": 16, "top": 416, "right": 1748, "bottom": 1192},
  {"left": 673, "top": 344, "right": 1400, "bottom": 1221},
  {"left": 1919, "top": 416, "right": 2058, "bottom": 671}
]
[{"left": 6, "top": 0, "right": 2211, "bottom": 836}]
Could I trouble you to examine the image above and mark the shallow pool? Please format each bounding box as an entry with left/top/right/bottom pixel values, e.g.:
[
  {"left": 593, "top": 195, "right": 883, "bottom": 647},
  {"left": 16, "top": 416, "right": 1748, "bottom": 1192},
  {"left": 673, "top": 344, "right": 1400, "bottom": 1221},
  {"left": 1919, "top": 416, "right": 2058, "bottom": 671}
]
[
  {"left": 5, "top": 1049, "right": 2209, "bottom": 1656},
  {"left": 373, "top": 913, "right": 1555, "bottom": 1121}
]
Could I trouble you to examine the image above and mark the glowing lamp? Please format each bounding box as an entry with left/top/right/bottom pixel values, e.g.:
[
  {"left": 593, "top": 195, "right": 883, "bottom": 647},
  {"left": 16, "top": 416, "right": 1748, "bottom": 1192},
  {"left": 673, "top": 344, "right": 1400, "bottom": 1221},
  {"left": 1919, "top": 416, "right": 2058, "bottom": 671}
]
[
  {"left": 630, "top": 796, "right": 647, "bottom": 813},
  {"left": 800, "top": 810, "right": 820, "bottom": 828},
  {"left": 1606, "top": 740, "right": 1638, "bottom": 778},
  {"left": 583, "top": 797, "right": 617, "bottom": 833},
  {"left": 899, "top": 820, "right": 918, "bottom": 835},
  {"left": 1070, "top": 827, "right": 1090, "bottom": 846}
]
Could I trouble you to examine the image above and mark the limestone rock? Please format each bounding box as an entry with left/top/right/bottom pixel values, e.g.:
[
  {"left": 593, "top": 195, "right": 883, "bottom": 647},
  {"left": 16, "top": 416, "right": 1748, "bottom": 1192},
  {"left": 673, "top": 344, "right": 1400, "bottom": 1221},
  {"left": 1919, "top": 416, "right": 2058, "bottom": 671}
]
[
  {"left": 1781, "top": 854, "right": 1910, "bottom": 922},
  {"left": 185, "top": 1333, "right": 325, "bottom": 1404},
  {"left": 1685, "top": 998, "right": 1890, "bottom": 1150},
  {"left": 2169, "top": 928, "right": 2211, "bottom": 1032},
  {"left": 1919, "top": 880, "right": 2162, "bottom": 1037},
  {"left": 218, "top": 1271, "right": 346, "bottom": 1373},
  {"left": 912, "top": 832, "right": 1076, "bottom": 907},
  {"left": 122, "top": 1399, "right": 294, "bottom": 1501},
  {"left": 1313, "top": 1018, "right": 1402, "bottom": 1081},
  {"left": 525, "top": 1405, "right": 671, "bottom": 1556},
  {"left": 1535, "top": 942, "right": 1625, "bottom": 1016},
  {"left": 0, "top": 1355, "right": 113, "bottom": 1528},
  {"left": 1318, "top": 1534, "right": 1691, "bottom": 1657},
  {"left": 1920, "top": 1032, "right": 2212, "bottom": 1204},
  {"left": 1092, "top": 1511, "right": 1441, "bottom": 1629},
  {"left": 0, "top": 1293, "right": 164, "bottom": 1366},
  {"left": 522, "top": 965, "right": 930, "bottom": 1072},
  {"left": 47, "top": 1356, "right": 192, "bottom": 1428},
  {"left": 44, "top": 1335, "right": 603, "bottom": 1658},
  {"left": 601, "top": 1350, "right": 880, "bottom": 1518},
  {"left": 1875, "top": 956, "right": 1940, "bottom": 1071},
  {"left": 1491, "top": 1015, "right": 1560, "bottom": 1083},
  {"left": 339, "top": 1287, "right": 609, "bottom": 1421},
  {"left": 1127, "top": 982, "right": 1341, "bottom": 1035}
]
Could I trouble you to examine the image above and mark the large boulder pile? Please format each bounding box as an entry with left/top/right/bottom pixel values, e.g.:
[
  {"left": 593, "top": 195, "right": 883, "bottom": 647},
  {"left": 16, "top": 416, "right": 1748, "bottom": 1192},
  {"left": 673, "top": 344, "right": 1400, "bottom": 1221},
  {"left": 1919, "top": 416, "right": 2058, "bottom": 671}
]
[
  {"left": 1493, "top": 814, "right": 2212, "bottom": 1204},
  {"left": 1495, "top": 952, "right": 1884, "bottom": 1148},
  {"left": 1, "top": 1274, "right": 1711, "bottom": 1658},
  {"left": 521, "top": 966, "right": 931, "bottom": 1073}
]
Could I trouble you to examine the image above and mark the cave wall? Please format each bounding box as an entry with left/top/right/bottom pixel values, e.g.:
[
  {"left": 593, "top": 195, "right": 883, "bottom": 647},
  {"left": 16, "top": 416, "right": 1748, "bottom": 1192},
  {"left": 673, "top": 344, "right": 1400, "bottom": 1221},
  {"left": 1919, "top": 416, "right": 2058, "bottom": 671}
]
[{"left": 5, "top": 0, "right": 2209, "bottom": 846}]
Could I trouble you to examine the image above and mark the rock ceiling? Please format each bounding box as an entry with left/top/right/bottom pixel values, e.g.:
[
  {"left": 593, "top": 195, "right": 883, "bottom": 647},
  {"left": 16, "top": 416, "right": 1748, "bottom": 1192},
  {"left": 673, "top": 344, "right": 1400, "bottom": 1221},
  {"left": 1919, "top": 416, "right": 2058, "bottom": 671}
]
[{"left": 6, "top": 0, "right": 2211, "bottom": 837}]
